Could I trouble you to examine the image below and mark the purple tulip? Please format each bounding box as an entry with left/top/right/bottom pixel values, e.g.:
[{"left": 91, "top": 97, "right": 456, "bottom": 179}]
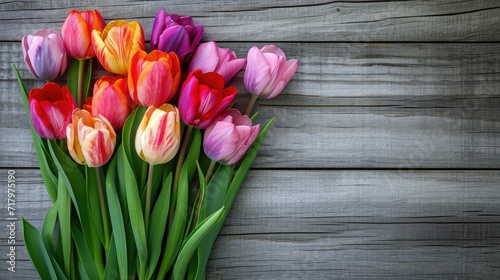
[
  {"left": 244, "top": 45, "right": 298, "bottom": 99},
  {"left": 188, "top": 41, "right": 246, "bottom": 84},
  {"left": 22, "top": 29, "right": 68, "bottom": 81},
  {"left": 203, "top": 109, "right": 260, "bottom": 165},
  {"left": 151, "top": 8, "right": 204, "bottom": 62}
]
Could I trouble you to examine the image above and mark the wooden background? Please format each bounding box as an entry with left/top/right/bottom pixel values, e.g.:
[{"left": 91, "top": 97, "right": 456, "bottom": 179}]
[{"left": 1, "top": 0, "right": 500, "bottom": 279}]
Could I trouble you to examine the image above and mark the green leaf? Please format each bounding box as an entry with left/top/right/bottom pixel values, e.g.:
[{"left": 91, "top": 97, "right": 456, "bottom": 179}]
[
  {"left": 13, "top": 65, "right": 58, "bottom": 202},
  {"left": 67, "top": 58, "right": 80, "bottom": 102},
  {"left": 121, "top": 106, "right": 147, "bottom": 180},
  {"left": 57, "top": 174, "right": 72, "bottom": 277},
  {"left": 157, "top": 162, "right": 189, "bottom": 279},
  {"left": 172, "top": 207, "right": 225, "bottom": 280},
  {"left": 86, "top": 165, "right": 105, "bottom": 246},
  {"left": 83, "top": 59, "right": 93, "bottom": 101},
  {"left": 71, "top": 223, "right": 100, "bottom": 280},
  {"left": 118, "top": 145, "right": 148, "bottom": 278},
  {"left": 105, "top": 155, "right": 128, "bottom": 280},
  {"left": 184, "top": 161, "right": 207, "bottom": 241},
  {"left": 41, "top": 204, "right": 58, "bottom": 259},
  {"left": 104, "top": 235, "right": 120, "bottom": 280},
  {"left": 22, "top": 218, "right": 58, "bottom": 279}
]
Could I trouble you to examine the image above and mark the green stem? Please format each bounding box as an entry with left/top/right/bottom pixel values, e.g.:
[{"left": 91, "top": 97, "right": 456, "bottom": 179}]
[
  {"left": 95, "top": 167, "right": 110, "bottom": 255},
  {"left": 205, "top": 160, "right": 217, "bottom": 183},
  {"left": 144, "top": 164, "right": 154, "bottom": 233},
  {"left": 77, "top": 59, "right": 85, "bottom": 108},
  {"left": 245, "top": 95, "right": 258, "bottom": 116}
]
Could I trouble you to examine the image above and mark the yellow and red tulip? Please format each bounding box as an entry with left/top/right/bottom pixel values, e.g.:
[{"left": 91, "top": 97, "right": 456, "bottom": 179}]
[
  {"left": 91, "top": 20, "right": 145, "bottom": 75},
  {"left": 128, "top": 50, "right": 181, "bottom": 107},
  {"left": 28, "top": 82, "right": 76, "bottom": 139},
  {"left": 66, "top": 109, "right": 116, "bottom": 167},
  {"left": 135, "top": 104, "right": 181, "bottom": 165},
  {"left": 61, "top": 9, "right": 105, "bottom": 59},
  {"left": 89, "top": 76, "right": 136, "bottom": 129}
]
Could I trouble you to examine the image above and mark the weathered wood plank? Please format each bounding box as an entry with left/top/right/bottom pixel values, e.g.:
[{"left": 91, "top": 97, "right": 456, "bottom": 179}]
[
  {"left": 2, "top": 169, "right": 499, "bottom": 279},
  {"left": 0, "top": 0, "right": 500, "bottom": 42},
  {"left": 3, "top": 41, "right": 500, "bottom": 169}
]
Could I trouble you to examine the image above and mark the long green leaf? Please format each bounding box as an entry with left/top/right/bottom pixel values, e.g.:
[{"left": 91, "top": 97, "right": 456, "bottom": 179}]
[
  {"left": 172, "top": 207, "right": 224, "bottom": 280},
  {"left": 67, "top": 58, "right": 80, "bottom": 102},
  {"left": 71, "top": 224, "right": 100, "bottom": 280},
  {"left": 121, "top": 106, "right": 147, "bottom": 179},
  {"left": 118, "top": 145, "right": 148, "bottom": 278},
  {"left": 22, "top": 218, "right": 58, "bottom": 279},
  {"left": 105, "top": 155, "right": 128, "bottom": 280},
  {"left": 87, "top": 166, "right": 105, "bottom": 246},
  {"left": 41, "top": 204, "right": 58, "bottom": 260},
  {"left": 83, "top": 59, "right": 93, "bottom": 101},
  {"left": 57, "top": 174, "right": 72, "bottom": 277},
  {"left": 104, "top": 236, "right": 120, "bottom": 279}
]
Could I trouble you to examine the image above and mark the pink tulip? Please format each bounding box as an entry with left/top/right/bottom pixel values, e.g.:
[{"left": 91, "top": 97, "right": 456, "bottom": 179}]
[
  {"left": 61, "top": 9, "right": 106, "bottom": 59},
  {"left": 66, "top": 109, "right": 116, "bottom": 167},
  {"left": 244, "top": 45, "right": 298, "bottom": 99},
  {"left": 135, "top": 104, "right": 181, "bottom": 165},
  {"left": 188, "top": 41, "right": 246, "bottom": 84},
  {"left": 89, "top": 76, "right": 136, "bottom": 129},
  {"left": 178, "top": 70, "right": 236, "bottom": 129},
  {"left": 22, "top": 30, "right": 68, "bottom": 81},
  {"left": 28, "top": 82, "right": 76, "bottom": 139},
  {"left": 203, "top": 109, "right": 260, "bottom": 165}
]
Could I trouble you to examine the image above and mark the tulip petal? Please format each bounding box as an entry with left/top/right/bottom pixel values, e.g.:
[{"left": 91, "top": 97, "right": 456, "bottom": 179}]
[
  {"left": 188, "top": 41, "right": 219, "bottom": 73},
  {"left": 244, "top": 46, "right": 271, "bottom": 96}
]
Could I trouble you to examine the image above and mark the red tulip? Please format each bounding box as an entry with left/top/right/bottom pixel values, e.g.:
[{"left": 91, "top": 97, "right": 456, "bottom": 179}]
[
  {"left": 61, "top": 9, "right": 105, "bottom": 59},
  {"left": 28, "top": 82, "right": 76, "bottom": 139},
  {"left": 178, "top": 70, "right": 236, "bottom": 129},
  {"left": 128, "top": 50, "right": 181, "bottom": 107}
]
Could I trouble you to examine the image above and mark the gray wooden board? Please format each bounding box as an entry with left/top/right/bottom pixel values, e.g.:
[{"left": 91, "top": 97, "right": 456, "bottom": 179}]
[
  {"left": 1, "top": 169, "right": 499, "bottom": 279},
  {"left": 1, "top": 0, "right": 500, "bottom": 42},
  {"left": 2, "top": 41, "right": 500, "bottom": 169}
]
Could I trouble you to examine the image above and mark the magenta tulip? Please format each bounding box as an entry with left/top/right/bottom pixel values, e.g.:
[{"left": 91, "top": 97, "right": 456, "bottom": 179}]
[
  {"left": 22, "top": 30, "right": 68, "bottom": 81},
  {"left": 203, "top": 109, "right": 260, "bottom": 165},
  {"left": 178, "top": 69, "right": 236, "bottom": 129},
  {"left": 244, "top": 45, "right": 298, "bottom": 99},
  {"left": 188, "top": 41, "right": 246, "bottom": 84},
  {"left": 150, "top": 8, "right": 204, "bottom": 62},
  {"left": 28, "top": 82, "right": 76, "bottom": 139}
]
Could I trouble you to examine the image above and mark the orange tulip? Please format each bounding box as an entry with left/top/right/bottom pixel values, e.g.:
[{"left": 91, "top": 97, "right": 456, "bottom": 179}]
[
  {"left": 135, "top": 104, "right": 181, "bottom": 165},
  {"left": 67, "top": 109, "right": 117, "bottom": 167},
  {"left": 61, "top": 9, "right": 105, "bottom": 59},
  {"left": 128, "top": 50, "right": 181, "bottom": 107},
  {"left": 91, "top": 20, "right": 145, "bottom": 75}
]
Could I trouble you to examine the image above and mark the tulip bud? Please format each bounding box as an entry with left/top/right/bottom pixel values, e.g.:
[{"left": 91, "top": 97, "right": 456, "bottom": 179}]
[
  {"left": 61, "top": 9, "right": 106, "bottom": 59},
  {"left": 90, "top": 76, "right": 136, "bottom": 129},
  {"left": 203, "top": 109, "right": 260, "bottom": 165},
  {"left": 67, "top": 109, "right": 116, "bottom": 167},
  {"left": 22, "top": 30, "right": 68, "bottom": 81},
  {"left": 244, "top": 45, "right": 298, "bottom": 99},
  {"left": 28, "top": 82, "right": 76, "bottom": 139},
  {"left": 189, "top": 41, "right": 246, "bottom": 84},
  {"left": 135, "top": 104, "right": 181, "bottom": 165},
  {"left": 91, "top": 20, "right": 146, "bottom": 75},
  {"left": 151, "top": 8, "right": 204, "bottom": 62},
  {"left": 128, "top": 50, "right": 181, "bottom": 107},
  {"left": 178, "top": 69, "right": 237, "bottom": 129}
]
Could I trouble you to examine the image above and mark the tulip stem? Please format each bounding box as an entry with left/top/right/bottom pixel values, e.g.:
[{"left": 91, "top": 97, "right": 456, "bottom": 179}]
[
  {"left": 95, "top": 167, "right": 110, "bottom": 254},
  {"left": 205, "top": 160, "right": 217, "bottom": 183},
  {"left": 245, "top": 95, "right": 258, "bottom": 116},
  {"left": 144, "top": 164, "right": 154, "bottom": 233},
  {"left": 77, "top": 59, "right": 85, "bottom": 108}
]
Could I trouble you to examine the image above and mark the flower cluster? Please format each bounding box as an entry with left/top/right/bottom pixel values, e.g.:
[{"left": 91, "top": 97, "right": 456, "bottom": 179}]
[{"left": 17, "top": 8, "right": 297, "bottom": 280}]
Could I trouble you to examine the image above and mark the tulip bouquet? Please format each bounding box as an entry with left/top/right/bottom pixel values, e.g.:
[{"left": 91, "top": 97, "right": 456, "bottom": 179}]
[{"left": 15, "top": 8, "right": 298, "bottom": 280}]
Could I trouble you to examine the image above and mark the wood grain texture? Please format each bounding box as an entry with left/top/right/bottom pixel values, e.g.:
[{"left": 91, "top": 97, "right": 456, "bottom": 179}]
[
  {"left": 2, "top": 42, "right": 500, "bottom": 169},
  {"left": 1, "top": 169, "right": 499, "bottom": 279},
  {"left": 0, "top": 0, "right": 500, "bottom": 42}
]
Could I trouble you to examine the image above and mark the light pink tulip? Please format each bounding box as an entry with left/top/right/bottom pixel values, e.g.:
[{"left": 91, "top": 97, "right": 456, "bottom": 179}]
[
  {"left": 188, "top": 41, "right": 246, "bottom": 84},
  {"left": 203, "top": 109, "right": 260, "bottom": 165},
  {"left": 244, "top": 45, "right": 298, "bottom": 99}
]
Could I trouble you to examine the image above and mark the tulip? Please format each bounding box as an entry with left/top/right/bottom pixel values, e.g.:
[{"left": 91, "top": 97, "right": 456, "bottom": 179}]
[
  {"left": 91, "top": 20, "right": 145, "bottom": 75},
  {"left": 204, "top": 109, "right": 260, "bottom": 165},
  {"left": 151, "top": 8, "right": 204, "bottom": 62},
  {"left": 135, "top": 104, "right": 181, "bottom": 165},
  {"left": 244, "top": 45, "right": 298, "bottom": 99},
  {"left": 128, "top": 50, "right": 181, "bottom": 107},
  {"left": 22, "top": 30, "right": 68, "bottom": 81},
  {"left": 89, "top": 76, "right": 136, "bottom": 129},
  {"left": 28, "top": 82, "right": 76, "bottom": 139},
  {"left": 67, "top": 109, "right": 116, "bottom": 167},
  {"left": 178, "top": 69, "right": 237, "bottom": 129},
  {"left": 61, "top": 9, "right": 105, "bottom": 59},
  {"left": 188, "top": 41, "right": 246, "bottom": 84}
]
